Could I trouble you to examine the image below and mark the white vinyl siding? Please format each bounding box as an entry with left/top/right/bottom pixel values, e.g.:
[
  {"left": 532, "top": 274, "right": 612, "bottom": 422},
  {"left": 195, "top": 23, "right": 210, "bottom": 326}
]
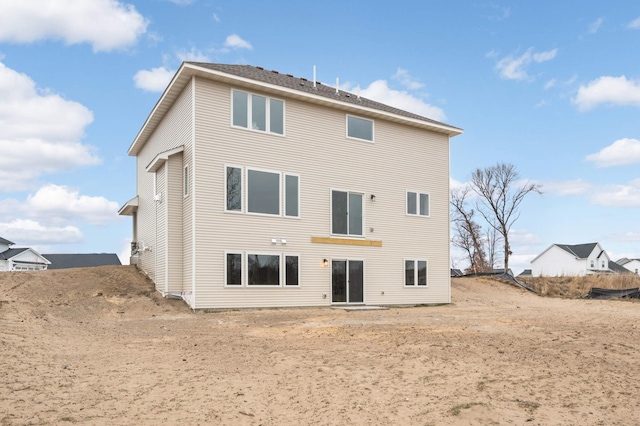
[{"left": 186, "top": 76, "right": 452, "bottom": 308}]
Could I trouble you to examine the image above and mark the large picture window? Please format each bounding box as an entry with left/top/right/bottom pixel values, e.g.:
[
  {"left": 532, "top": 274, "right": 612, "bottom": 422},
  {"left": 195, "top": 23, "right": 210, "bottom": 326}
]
[
  {"left": 332, "top": 190, "right": 363, "bottom": 236},
  {"left": 405, "top": 259, "right": 427, "bottom": 286},
  {"left": 248, "top": 254, "right": 280, "bottom": 286},
  {"left": 247, "top": 169, "right": 280, "bottom": 215},
  {"left": 347, "top": 115, "right": 374, "bottom": 142},
  {"left": 407, "top": 191, "right": 430, "bottom": 217},
  {"left": 232, "top": 89, "right": 284, "bottom": 135}
]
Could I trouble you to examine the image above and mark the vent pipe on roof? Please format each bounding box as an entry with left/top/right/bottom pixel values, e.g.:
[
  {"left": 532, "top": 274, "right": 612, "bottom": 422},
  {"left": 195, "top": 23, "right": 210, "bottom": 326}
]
[
  {"left": 336, "top": 77, "right": 339, "bottom": 94},
  {"left": 357, "top": 84, "right": 361, "bottom": 100},
  {"left": 313, "top": 65, "right": 317, "bottom": 89}
]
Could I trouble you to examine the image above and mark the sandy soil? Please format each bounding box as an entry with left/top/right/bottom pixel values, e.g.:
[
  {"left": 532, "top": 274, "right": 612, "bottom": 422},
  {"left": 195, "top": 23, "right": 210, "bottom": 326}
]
[{"left": 1, "top": 266, "right": 639, "bottom": 425}]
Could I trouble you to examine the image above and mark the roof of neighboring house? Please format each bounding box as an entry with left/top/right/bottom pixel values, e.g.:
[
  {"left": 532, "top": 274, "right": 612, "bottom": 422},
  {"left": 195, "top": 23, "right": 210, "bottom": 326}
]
[
  {"left": 608, "top": 260, "right": 632, "bottom": 274},
  {"left": 450, "top": 268, "right": 463, "bottom": 277},
  {"left": 0, "top": 248, "right": 29, "bottom": 260},
  {"left": 42, "top": 253, "right": 122, "bottom": 270},
  {"left": 555, "top": 243, "right": 598, "bottom": 259},
  {"left": 518, "top": 269, "right": 532, "bottom": 277},
  {"left": 0, "top": 236, "right": 15, "bottom": 246},
  {"left": 129, "top": 62, "right": 463, "bottom": 156}
]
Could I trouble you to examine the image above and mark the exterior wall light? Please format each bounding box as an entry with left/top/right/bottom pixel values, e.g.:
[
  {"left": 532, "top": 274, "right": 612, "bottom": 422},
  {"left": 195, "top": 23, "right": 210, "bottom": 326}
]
[
  {"left": 370, "top": 194, "right": 376, "bottom": 201},
  {"left": 322, "top": 259, "right": 329, "bottom": 267}
]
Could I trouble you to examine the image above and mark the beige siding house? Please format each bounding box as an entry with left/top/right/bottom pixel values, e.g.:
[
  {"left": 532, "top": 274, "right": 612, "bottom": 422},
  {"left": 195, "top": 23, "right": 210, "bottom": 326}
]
[{"left": 119, "top": 63, "right": 462, "bottom": 309}]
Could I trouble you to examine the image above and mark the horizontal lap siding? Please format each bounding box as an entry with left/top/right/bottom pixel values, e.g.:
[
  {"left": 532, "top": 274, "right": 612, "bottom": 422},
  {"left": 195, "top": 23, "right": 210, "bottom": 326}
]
[
  {"left": 192, "top": 77, "right": 450, "bottom": 309},
  {"left": 136, "top": 82, "right": 193, "bottom": 286},
  {"left": 155, "top": 166, "right": 166, "bottom": 291},
  {"left": 167, "top": 153, "right": 183, "bottom": 293}
]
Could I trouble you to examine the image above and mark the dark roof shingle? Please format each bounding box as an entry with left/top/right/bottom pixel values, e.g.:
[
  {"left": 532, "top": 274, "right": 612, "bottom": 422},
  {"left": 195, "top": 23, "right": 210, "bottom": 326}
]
[{"left": 42, "top": 253, "right": 122, "bottom": 270}]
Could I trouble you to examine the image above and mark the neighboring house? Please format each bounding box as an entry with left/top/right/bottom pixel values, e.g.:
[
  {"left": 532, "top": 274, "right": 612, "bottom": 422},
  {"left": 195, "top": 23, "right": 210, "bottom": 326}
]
[
  {"left": 42, "top": 253, "right": 122, "bottom": 270},
  {"left": 450, "top": 268, "right": 463, "bottom": 277},
  {"left": 119, "top": 62, "right": 463, "bottom": 309},
  {"left": 518, "top": 269, "right": 532, "bottom": 278},
  {"left": 0, "top": 237, "right": 50, "bottom": 271},
  {"left": 531, "top": 243, "right": 615, "bottom": 277},
  {"left": 617, "top": 258, "right": 640, "bottom": 275}
]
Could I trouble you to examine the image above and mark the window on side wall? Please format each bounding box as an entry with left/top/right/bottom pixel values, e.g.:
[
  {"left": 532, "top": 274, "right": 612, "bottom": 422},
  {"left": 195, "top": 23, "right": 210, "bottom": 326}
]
[
  {"left": 331, "top": 190, "right": 363, "bottom": 236},
  {"left": 247, "top": 169, "right": 280, "bottom": 215},
  {"left": 232, "top": 89, "right": 284, "bottom": 135},
  {"left": 407, "top": 191, "right": 430, "bottom": 217},
  {"left": 225, "top": 252, "right": 243, "bottom": 286},
  {"left": 346, "top": 115, "right": 374, "bottom": 142},
  {"left": 225, "top": 166, "right": 242, "bottom": 212},
  {"left": 285, "top": 255, "right": 299, "bottom": 286},
  {"left": 405, "top": 259, "right": 427, "bottom": 286}
]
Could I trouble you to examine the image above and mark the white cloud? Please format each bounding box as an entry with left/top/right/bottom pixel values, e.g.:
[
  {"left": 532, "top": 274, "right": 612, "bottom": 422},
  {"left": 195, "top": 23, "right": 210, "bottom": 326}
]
[
  {"left": 25, "top": 184, "right": 120, "bottom": 226},
  {"left": 176, "top": 47, "right": 210, "bottom": 62},
  {"left": 495, "top": 48, "right": 558, "bottom": 81},
  {"left": 392, "top": 68, "right": 424, "bottom": 90},
  {"left": 165, "top": 0, "right": 193, "bottom": 4},
  {"left": 589, "top": 17, "right": 604, "bottom": 34},
  {"left": 360, "top": 80, "right": 446, "bottom": 121},
  {"left": 610, "top": 231, "right": 640, "bottom": 242},
  {"left": 627, "top": 17, "right": 640, "bottom": 29},
  {"left": 573, "top": 76, "right": 640, "bottom": 111},
  {"left": 224, "top": 34, "right": 252, "bottom": 50},
  {"left": 535, "top": 100, "right": 548, "bottom": 108},
  {"left": 0, "top": 0, "right": 148, "bottom": 52},
  {"left": 544, "top": 79, "right": 556, "bottom": 90},
  {"left": 509, "top": 229, "right": 542, "bottom": 245},
  {"left": 585, "top": 138, "right": 640, "bottom": 167},
  {"left": 134, "top": 66, "right": 175, "bottom": 92},
  {"left": 213, "top": 13, "right": 220, "bottom": 22},
  {"left": 0, "top": 61, "right": 100, "bottom": 191},
  {"left": 589, "top": 179, "right": 640, "bottom": 207},
  {"left": 541, "top": 179, "right": 593, "bottom": 196},
  {"left": 0, "top": 219, "right": 82, "bottom": 245}
]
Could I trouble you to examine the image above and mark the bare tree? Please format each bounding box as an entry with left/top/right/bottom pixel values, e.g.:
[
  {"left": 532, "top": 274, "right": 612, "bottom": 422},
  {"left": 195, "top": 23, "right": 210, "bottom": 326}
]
[
  {"left": 451, "top": 187, "right": 489, "bottom": 273},
  {"left": 470, "top": 163, "right": 541, "bottom": 275},
  {"left": 484, "top": 219, "right": 502, "bottom": 270}
]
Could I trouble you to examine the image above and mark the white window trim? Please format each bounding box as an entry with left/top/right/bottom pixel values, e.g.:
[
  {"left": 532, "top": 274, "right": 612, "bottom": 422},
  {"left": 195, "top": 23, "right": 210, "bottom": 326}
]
[
  {"left": 230, "top": 89, "right": 286, "bottom": 136},
  {"left": 224, "top": 164, "right": 244, "bottom": 214},
  {"left": 406, "top": 190, "right": 431, "bottom": 217},
  {"left": 284, "top": 254, "right": 301, "bottom": 287},
  {"left": 404, "top": 258, "right": 429, "bottom": 287},
  {"left": 330, "top": 188, "right": 366, "bottom": 238},
  {"left": 346, "top": 114, "right": 374, "bottom": 143},
  {"left": 183, "top": 164, "right": 190, "bottom": 197},
  {"left": 224, "top": 250, "right": 244, "bottom": 287},
  {"left": 247, "top": 252, "right": 282, "bottom": 287},
  {"left": 284, "top": 173, "right": 301, "bottom": 219},
  {"left": 246, "top": 166, "right": 282, "bottom": 217}
]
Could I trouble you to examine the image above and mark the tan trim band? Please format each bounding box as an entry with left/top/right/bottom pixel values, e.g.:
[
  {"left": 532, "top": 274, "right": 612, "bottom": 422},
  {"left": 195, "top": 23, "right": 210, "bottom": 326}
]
[{"left": 311, "top": 237, "right": 382, "bottom": 247}]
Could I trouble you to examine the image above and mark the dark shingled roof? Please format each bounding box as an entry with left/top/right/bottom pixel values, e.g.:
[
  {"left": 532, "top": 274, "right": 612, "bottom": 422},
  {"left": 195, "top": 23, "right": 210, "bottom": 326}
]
[
  {"left": 42, "top": 254, "right": 122, "bottom": 270},
  {"left": 609, "top": 260, "right": 632, "bottom": 274},
  {"left": 186, "top": 62, "right": 461, "bottom": 131},
  {"left": 0, "top": 236, "right": 15, "bottom": 246},
  {"left": 556, "top": 243, "right": 598, "bottom": 259},
  {"left": 0, "top": 248, "right": 28, "bottom": 260}
]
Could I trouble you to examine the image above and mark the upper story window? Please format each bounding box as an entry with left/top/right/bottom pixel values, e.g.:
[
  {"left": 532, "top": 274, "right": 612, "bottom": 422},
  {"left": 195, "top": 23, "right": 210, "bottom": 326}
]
[
  {"left": 331, "top": 190, "right": 363, "bottom": 236},
  {"left": 232, "top": 89, "right": 284, "bottom": 135},
  {"left": 347, "top": 115, "right": 374, "bottom": 142},
  {"left": 407, "top": 191, "right": 430, "bottom": 217}
]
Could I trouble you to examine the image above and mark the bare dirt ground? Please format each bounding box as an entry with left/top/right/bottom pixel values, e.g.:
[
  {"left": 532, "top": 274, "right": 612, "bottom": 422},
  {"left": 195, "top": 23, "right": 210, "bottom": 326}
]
[{"left": 1, "top": 266, "right": 639, "bottom": 425}]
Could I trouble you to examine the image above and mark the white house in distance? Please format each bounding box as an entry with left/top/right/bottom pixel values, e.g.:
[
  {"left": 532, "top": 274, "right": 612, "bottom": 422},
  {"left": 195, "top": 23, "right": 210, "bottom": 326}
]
[
  {"left": 531, "top": 242, "right": 619, "bottom": 277},
  {"left": 0, "top": 236, "right": 50, "bottom": 271},
  {"left": 119, "top": 62, "right": 463, "bottom": 309},
  {"left": 617, "top": 258, "right": 640, "bottom": 275}
]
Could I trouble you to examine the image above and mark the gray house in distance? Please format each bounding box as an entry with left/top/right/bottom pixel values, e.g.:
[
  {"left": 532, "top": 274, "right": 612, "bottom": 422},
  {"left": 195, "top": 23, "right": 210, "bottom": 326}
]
[
  {"left": 42, "top": 253, "right": 122, "bottom": 270},
  {"left": 119, "top": 62, "right": 463, "bottom": 309}
]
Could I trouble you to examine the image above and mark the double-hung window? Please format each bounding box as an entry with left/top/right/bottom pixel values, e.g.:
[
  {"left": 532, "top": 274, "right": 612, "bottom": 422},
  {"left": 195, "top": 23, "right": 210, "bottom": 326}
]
[
  {"left": 405, "top": 259, "right": 427, "bottom": 286},
  {"left": 407, "top": 191, "right": 429, "bottom": 216},
  {"left": 347, "top": 115, "right": 374, "bottom": 142},
  {"left": 332, "top": 190, "right": 363, "bottom": 236},
  {"left": 232, "top": 89, "right": 284, "bottom": 135}
]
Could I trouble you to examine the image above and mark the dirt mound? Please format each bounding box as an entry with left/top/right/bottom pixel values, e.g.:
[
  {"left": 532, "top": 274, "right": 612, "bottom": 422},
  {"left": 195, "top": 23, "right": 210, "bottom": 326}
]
[{"left": 0, "top": 265, "right": 191, "bottom": 322}]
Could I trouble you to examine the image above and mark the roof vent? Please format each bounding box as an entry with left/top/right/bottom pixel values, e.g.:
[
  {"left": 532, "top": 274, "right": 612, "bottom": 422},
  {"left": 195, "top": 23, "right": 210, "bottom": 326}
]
[
  {"left": 286, "top": 73, "right": 293, "bottom": 77},
  {"left": 256, "top": 66, "right": 264, "bottom": 70},
  {"left": 271, "top": 70, "right": 279, "bottom": 74}
]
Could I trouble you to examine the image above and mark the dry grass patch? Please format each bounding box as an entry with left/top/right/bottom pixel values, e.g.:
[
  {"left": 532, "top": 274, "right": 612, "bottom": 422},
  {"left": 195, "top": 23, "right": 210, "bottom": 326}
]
[{"left": 521, "top": 274, "right": 640, "bottom": 298}]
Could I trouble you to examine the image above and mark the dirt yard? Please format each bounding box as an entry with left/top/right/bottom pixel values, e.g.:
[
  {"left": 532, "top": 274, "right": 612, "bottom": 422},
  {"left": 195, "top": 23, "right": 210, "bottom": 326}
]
[{"left": 1, "top": 266, "right": 639, "bottom": 425}]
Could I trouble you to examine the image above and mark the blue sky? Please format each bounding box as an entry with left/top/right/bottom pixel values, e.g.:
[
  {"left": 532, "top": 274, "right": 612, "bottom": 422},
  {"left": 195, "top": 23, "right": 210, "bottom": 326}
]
[{"left": 0, "top": 1, "right": 638, "bottom": 273}]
